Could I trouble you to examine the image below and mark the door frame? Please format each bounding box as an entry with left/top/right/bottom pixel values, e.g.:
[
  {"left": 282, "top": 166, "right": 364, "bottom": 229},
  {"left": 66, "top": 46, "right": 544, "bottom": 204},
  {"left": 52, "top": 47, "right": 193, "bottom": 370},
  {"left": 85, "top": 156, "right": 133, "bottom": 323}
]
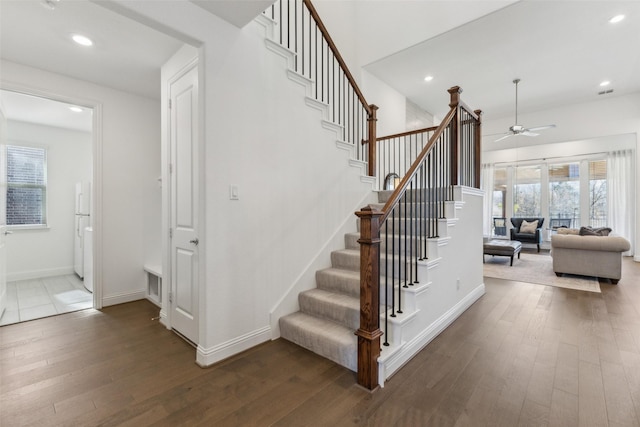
[
  {"left": 0, "top": 82, "right": 103, "bottom": 309},
  {"left": 161, "top": 52, "right": 204, "bottom": 346}
]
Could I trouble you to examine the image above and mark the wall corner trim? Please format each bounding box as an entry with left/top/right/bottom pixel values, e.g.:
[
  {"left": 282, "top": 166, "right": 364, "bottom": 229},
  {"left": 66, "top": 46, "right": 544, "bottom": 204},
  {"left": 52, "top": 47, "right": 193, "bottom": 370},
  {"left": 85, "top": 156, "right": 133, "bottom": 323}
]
[
  {"left": 195, "top": 326, "right": 272, "bottom": 367},
  {"left": 102, "top": 290, "right": 146, "bottom": 307}
]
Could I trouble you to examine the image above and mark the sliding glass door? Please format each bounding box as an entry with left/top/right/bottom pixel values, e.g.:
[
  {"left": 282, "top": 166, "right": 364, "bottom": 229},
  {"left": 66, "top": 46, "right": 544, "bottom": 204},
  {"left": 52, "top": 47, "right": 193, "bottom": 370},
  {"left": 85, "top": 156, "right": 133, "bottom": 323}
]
[
  {"left": 549, "top": 162, "right": 580, "bottom": 228},
  {"left": 589, "top": 160, "right": 607, "bottom": 227},
  {"left": 513, "top": 165, "right": 541, "bottom": 217},
  {"left": 493, "top": 158, "right": 609, "bottom": 241}
]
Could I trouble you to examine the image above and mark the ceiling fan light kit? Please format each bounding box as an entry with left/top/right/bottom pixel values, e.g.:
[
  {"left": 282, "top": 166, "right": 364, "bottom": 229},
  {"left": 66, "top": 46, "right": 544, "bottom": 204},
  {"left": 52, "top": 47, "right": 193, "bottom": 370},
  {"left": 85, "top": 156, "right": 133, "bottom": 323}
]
[{"left": 493, "top": 78, "right": 556, "bottom": 142}]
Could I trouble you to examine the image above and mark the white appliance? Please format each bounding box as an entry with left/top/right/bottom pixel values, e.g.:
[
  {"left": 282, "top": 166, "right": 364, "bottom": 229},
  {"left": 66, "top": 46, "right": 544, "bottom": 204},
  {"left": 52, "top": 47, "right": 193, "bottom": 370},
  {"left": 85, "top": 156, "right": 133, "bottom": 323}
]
[
  {"left": 74, "top": 181, "right": 91, "bottom": 279},
  {"left": 83, "top": 227, "right": 93, "bottom": 292}
]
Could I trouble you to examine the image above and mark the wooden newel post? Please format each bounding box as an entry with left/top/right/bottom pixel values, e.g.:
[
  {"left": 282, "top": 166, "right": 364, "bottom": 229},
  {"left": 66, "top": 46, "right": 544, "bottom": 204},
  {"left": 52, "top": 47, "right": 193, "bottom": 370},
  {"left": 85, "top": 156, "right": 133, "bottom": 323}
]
[
  {"left": 355, "top": 206, "right": 383, "bottom": 390},
  {"left": 448, "top": 86, "right": 462, "bottom": 186},
  {"left": 367, "top": 105, "right": 379, "bottom": 177},
  {"left": 474, "top": 109, "right": 483, "bottom": 189}
]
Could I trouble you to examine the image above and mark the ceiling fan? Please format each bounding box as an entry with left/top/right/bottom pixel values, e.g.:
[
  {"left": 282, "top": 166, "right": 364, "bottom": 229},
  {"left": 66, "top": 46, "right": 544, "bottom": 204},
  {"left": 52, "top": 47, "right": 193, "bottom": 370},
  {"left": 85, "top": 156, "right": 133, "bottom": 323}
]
[{"left": 493, "top": 78, "right": 556, "bottom": 142}]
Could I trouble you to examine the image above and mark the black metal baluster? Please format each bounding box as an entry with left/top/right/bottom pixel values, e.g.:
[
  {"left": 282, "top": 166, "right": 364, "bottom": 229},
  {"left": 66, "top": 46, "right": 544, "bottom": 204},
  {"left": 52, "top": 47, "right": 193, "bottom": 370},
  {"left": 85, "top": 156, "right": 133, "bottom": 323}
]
[
  {"left": 418, "top": 163, "right": 423, "bottom": 260},
  {"left": 390, "top": 208, "right": 396, "bottom": 318},
  {"left": 300, "top": 4, "right": 304, "bottom": 76},
  {"left": 384, "top": 218, "right": 389, "bottom": 346},
  {"left": 279, "top": 1, "right": 283, "bottom": 44},
  {"left": 308, "top": 9, "right": 311, "bottom": 80},
  {"left": 397, "top": 198, "right": 403, "bottom": 314},
  {"left": 286, "top": 0, "right": 290, "bottom": 49},
  {"left": 407, "top": 180, "right": 413, "bottom": 287},
  {"left": 314, "top": 26, "right": 318, "bottom": 99},
  {"left": 332, "top": 58, "right": 336, "bottom": 123}
]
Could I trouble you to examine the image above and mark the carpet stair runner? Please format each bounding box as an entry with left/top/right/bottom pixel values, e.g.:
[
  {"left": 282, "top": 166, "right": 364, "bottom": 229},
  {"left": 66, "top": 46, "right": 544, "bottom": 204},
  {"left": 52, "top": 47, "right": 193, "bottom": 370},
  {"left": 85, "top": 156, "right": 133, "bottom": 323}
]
[{"left": 279, "top": 190, "right": 430, "bottom": 371}]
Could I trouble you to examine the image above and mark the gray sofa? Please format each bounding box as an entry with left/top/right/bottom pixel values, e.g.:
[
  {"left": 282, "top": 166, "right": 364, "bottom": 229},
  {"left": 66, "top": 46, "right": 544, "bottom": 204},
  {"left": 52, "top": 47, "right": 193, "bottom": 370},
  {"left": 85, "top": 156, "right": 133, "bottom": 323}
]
[{"left": 551, "top": 232, "right": 631, "bottom": 284}]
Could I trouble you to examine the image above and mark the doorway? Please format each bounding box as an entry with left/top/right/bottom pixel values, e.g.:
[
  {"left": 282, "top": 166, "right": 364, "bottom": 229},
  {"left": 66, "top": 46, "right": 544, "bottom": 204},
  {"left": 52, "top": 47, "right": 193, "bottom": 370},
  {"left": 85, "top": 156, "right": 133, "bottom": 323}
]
[{"left": 0, "top": 89, "right": 96, "bottom": 325}]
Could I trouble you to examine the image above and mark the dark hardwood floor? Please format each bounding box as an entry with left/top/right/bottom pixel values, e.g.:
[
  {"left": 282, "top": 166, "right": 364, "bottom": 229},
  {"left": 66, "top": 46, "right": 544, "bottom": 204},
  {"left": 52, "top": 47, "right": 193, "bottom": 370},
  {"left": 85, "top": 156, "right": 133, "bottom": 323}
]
[{"left": 2, "top": 257, "right": 639, "bottom": 426}]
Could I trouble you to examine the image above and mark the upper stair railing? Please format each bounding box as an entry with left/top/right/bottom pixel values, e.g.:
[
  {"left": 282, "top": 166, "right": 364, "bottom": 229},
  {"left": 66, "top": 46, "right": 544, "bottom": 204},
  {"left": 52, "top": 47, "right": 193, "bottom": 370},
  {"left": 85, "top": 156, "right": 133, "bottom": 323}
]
[
  {"left": 374, "top": 126, "right": 438, "bottom": 191},
  {"left": 264, "top": 0, "right": 378, "bottom": 173},
  {"left": 356, "top": 87, "right": 481, "bottom": 390}
]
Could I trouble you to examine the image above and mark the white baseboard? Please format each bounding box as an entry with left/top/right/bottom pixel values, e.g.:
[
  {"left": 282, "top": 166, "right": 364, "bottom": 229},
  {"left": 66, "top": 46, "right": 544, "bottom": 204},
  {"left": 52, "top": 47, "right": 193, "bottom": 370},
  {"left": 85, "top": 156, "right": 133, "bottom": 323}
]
[
  {"left": 0, "top": 288, "right": 6, "bottom": 320},
  {"left": 102, "top": 290, "right": 146, "bottom": 307},
  {"left": 159, "top": 309, "right": 169, "bottom": 328},
  {"left": 196, "top": 326, "right": 271, "bottom": 368},
  {"left": 7, "top": 266, "right": 75, "bottom": 282},
  {"left": 378, "top": 282, "right": 486, "bottom": 387}
]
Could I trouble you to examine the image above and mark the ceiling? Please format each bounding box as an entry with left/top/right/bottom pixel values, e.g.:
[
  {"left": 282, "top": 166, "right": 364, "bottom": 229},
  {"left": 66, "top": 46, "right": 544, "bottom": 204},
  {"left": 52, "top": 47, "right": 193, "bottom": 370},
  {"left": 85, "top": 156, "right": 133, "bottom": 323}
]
[
  {"left": 0, "top": 1, "right": 184, "bottom": 101},
  {"left": 1, "top": 1, "right": 638, "bottom": 135},
  {"left": 0, "top": 90, "right": 93, "bottom": 133},
  {"left": 364, "top": 1, "right": 640, "bottom": 124}
]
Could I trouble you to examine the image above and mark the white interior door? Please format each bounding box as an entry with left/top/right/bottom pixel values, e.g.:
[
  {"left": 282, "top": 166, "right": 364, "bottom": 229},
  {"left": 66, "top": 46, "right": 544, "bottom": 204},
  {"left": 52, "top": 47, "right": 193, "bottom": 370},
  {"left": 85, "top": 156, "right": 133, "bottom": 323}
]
[
  {"left": 0, "top": 106, "right": 8, "bottom": 319},
  {"left": 169, "top": 64, "right": 199, "bottom": 344}
]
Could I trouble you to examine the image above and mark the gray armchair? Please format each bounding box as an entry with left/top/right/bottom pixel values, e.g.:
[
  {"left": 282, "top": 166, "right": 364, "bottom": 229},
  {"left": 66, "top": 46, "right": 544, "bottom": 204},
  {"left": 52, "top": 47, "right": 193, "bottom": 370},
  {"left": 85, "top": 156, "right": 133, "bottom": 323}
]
[{"left": 510, "top": 217, "right": 545, "bottom": 252}]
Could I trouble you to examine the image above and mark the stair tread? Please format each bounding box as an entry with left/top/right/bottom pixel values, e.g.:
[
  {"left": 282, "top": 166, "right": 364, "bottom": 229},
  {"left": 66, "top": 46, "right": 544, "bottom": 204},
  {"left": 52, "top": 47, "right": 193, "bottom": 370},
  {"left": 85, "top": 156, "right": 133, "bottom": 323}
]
[
  {"left": 300, "top": 288, "right": 359, "bottom": 329},
  {"left": 279, "top": 311, "right": 357, "bottom": 371}
]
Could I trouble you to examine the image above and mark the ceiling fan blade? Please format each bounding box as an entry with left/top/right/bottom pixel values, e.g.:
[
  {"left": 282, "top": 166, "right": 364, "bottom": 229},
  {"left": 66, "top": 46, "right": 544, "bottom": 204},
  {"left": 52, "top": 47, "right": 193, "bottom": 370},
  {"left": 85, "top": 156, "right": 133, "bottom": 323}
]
[
  {"left": 521, "top": 131, "right": 539, "bottom": 137},
  {"left": 494, "top": 134, "right": 513, "bottom": 142},
  {"left": 526, "top": 124, "right": 556, "bottom": 132}
]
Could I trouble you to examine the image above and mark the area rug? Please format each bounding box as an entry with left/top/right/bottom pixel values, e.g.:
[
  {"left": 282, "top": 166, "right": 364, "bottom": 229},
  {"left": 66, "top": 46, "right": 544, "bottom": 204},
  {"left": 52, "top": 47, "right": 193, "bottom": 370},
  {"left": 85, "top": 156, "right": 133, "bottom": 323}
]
[{"left": 483, "top": 252, "right": 601, "bottom": 293}]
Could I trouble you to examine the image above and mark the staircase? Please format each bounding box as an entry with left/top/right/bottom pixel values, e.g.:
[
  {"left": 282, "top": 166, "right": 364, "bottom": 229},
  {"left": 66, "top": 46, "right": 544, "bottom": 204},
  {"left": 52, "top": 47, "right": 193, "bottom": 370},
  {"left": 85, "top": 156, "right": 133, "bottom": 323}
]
[
  {"left": 278, "top": 223, "right": 362, "bottom": 371},
  {"left": 279, "top": 186, "right": 483, "bottom": 379},
  {"left": 256, "top": 0, "right": 484, "bottom": 388}
]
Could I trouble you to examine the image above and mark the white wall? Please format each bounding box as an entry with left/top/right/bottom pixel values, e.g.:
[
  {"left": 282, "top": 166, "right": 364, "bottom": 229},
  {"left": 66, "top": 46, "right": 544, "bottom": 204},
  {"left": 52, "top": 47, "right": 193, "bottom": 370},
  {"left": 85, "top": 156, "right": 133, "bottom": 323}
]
[
  {"left": 482, "top": 93, "right": 640, "bottom": 260},
  {"left": 112, "top": 1, "right": 376, "bottom": 365},
  {"left": 1, "top": 60, "right": 163, "bottom": 305},
  {"left": 361, "top": 70, "right": 407, "bottom": 137},
  {"left": 6, "top": 121, "right": 91, "bottom": 280}
]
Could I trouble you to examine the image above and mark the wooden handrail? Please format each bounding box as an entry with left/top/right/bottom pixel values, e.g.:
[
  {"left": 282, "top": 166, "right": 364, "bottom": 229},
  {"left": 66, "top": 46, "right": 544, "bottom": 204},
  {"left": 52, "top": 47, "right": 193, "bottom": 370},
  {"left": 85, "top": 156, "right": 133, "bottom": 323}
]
[
  {"left": 303, "top": 0, "right": 372, "bottom": 116},
  {"left": 356, "top": 85, "right": 481, "bottom": 390},
  {"left": 372, "top": 125, "right": 439, "bottom": 143},
  {"left": 379, "top": 106, "right": 457, "bottom": 223}
]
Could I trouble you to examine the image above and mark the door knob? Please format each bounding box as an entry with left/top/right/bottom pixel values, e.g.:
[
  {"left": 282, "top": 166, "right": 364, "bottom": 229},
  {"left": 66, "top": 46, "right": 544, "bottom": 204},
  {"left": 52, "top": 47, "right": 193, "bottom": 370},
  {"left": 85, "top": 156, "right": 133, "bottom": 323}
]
[
  {"left": 189, "top": 238, "right": 199, "bottom": 246},
  {"left": 3, "top": 230, "right": 12, "bottom": 236}
]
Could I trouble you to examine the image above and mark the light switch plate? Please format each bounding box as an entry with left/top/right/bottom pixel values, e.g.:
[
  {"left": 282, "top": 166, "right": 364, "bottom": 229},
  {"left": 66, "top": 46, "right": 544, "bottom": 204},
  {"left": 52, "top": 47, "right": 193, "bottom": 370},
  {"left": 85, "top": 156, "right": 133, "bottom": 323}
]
[{"left": 229, "top": 185, "right": 239, "bottom": 200}]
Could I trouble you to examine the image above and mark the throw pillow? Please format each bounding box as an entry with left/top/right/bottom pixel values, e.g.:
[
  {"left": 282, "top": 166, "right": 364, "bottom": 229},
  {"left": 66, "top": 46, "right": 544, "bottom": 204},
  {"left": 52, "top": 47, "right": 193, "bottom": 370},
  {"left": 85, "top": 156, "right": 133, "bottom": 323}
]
[
  {"left": 593, "top": 227, "right": 612, "bottom": 236},
  {"left": 579, "top": 226, "right": 612, "bottom": 236},
  {"left": 557, "top": 228, "right": 580, "bottom": 235},
  {"left": 520, "top": 219, "right": 538, "bottom": 234}
]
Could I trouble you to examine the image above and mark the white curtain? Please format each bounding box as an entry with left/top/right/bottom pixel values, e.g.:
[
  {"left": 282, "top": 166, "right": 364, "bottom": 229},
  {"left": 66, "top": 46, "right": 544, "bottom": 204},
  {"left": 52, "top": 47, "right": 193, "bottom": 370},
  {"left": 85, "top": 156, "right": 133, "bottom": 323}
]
[
  {"left": 481, "top": 163, "right": 494, "bottom": 237},
  {"left": 607, "top": 149, "right": 635, "bottom": 256}
]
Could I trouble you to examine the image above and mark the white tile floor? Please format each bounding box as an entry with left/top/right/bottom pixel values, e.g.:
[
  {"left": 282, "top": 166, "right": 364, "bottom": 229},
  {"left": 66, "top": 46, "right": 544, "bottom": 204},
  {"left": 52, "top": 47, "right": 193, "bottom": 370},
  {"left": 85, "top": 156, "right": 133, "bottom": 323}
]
[{"left": 0, "top": 275, "right": 93, "bottom": 326}]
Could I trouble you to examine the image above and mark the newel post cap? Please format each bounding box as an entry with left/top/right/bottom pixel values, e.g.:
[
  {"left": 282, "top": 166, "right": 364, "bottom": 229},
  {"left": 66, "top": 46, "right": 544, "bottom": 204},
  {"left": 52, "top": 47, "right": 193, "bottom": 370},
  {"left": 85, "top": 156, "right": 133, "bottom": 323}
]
[{"left": 448, "top": 86, "right": 462, "bottom": 108}]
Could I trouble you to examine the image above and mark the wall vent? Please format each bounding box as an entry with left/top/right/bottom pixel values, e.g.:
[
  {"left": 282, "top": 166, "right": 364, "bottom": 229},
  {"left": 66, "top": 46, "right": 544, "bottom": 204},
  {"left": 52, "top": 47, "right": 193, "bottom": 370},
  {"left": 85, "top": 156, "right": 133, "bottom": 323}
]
[{"left": 598, "top": 89, "right": 614, "bottom": 95}]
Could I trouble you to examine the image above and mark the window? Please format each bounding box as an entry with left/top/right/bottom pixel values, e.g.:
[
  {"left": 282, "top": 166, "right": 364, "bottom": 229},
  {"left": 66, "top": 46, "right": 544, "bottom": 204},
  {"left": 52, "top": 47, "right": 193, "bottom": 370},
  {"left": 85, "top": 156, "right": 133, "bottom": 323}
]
[
  {"left": 6, "top": 145, "right": 47, "bottom": 227},
  {"left": 589, "top": 160, "right": 607, "bottom": 227},
  {"left": 549, "top": 162, "right": 580, "bottom": 227},
  {"left": 513, "top": 165, "right": 541, "bottom": 217},
  {"left": 493, "top": 167, "right": 506, "bottom": 217}
]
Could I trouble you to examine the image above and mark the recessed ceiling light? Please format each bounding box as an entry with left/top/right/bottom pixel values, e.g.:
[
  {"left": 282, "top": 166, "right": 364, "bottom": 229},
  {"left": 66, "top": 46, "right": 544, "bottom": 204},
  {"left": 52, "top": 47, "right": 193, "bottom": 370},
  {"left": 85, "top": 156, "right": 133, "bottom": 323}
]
[
  {"left": 609, "top": 14, "right": 625, "bottom": 24},
  {"left": 72, "top": 34, "right": 93, "bottom": 47},
  {"left": 69, "top": 106, "right": 83, "bottom": 113},
  {"left": 424, "top": 75, "right": 434, "bottom": 82},
  {"left": 599, "top": 80, "right": 611, "bottom": 87}
]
